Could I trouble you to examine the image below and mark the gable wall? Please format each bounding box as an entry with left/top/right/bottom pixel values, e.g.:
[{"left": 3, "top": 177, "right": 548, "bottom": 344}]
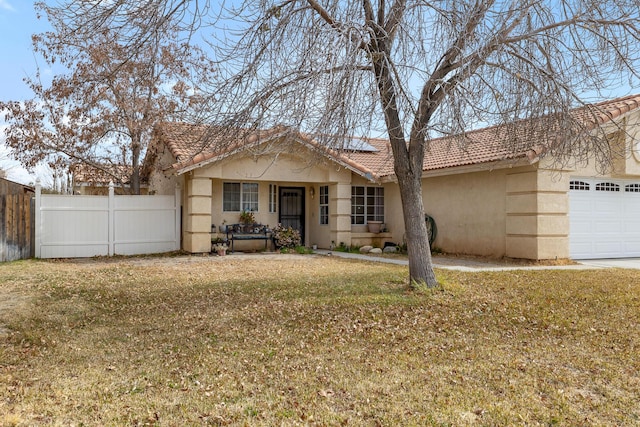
[
  {"left": 194, "top": 151, "right": 348, "bottom": 182},
  {"left": 617, "top": 110, "right": 640, "bottom": 176},
  {"left": 545, "top": 109, "right": 640, "bottom": 178}
]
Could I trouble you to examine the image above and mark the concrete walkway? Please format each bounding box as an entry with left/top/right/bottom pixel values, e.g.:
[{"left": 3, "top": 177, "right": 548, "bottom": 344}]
[{"left": 314, "top": 250, "right": 640, "bottom": 271}]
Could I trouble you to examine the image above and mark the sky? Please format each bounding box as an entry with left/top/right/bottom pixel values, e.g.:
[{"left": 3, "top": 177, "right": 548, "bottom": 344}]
[
  {"left": 0, "top": 0, "right": 52, "bottom": 185},
  {"left": 0, "top": 0, "right": 47, "bottom": 102},
  {"left": 0, "top": 1, "right": 638, "bottom": 186}
]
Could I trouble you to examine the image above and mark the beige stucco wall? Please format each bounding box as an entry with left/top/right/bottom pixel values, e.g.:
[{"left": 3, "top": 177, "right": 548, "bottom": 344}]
[
  {"left": 382, "top": 164, "right": 568, "bottom": 259},
  {"left": 610, "top": 111, "right": 640, "bottom": 177},
  {"left": 504, "top": 168, "right": 570, "bottom": 259},
  {"left": 421, "top": 167, "right": 514, "bottom": 257},
  {"left": 178, "top": 154, "right": 562, "bottom": 258}
]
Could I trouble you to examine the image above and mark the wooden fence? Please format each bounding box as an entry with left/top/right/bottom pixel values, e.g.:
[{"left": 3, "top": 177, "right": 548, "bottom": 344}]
[{"left": 0, "top": 180, "right": 35, "bottom": 262}]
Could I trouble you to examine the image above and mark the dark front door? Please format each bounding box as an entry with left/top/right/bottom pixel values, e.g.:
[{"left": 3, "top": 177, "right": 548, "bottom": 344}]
[{"left": 279, "top": 187, "right": 305, "bottom": 244}]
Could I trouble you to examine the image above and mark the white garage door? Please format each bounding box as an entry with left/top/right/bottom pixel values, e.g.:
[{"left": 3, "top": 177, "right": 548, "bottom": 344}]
[{"left": 569, "top": 178, "right": 640, "bottom": 259}]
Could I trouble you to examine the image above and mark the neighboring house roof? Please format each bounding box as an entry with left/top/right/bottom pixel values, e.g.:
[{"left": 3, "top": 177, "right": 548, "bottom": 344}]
[
  {"left": 0, "top": 177, "right": 35, "bottom": 195},
  {"left": 71, "top": 164, "right": 138, "bottom": 186},
  {"left": 145, "top": 93, "right": 640, "bottom": 182}
]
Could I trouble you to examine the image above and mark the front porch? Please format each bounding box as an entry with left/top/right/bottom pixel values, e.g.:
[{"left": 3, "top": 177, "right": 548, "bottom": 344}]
[{"left": 180, "top": 173, "right": 396, "bottom": 254}]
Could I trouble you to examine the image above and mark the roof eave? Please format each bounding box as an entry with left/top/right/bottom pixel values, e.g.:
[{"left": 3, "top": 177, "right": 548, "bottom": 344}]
[
  {"left": 378, "top": 155, "right": 535, "bottom": 182},
  {"left": 425, "top": 156, "right": 535, "bottom": 178}
]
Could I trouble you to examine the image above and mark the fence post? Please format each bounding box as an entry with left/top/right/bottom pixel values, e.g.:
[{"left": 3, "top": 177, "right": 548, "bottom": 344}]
[
  {"left": 175, "top": 183, "right": 181, "bottom": 251},
  {"left": 108, "top": 181, "right": 114, "bottom": 256},
  {"left": 34, "top": 179, "right": 41, "bottom": 258}
]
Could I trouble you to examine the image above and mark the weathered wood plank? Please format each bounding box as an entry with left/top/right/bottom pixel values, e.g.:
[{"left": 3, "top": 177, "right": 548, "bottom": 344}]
[{"left": 0, "top": 193, "right": 34, "bottom": 262}]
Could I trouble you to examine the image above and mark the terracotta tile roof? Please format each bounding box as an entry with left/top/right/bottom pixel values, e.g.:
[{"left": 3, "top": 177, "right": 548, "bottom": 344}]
[
  {"left": 147, "top": 93, "right": 640, "bottom": 181},
  {"left": 338, "top": 137, "right": 395, "bottom": 177},
  {"left": 149, "top": 122, "right": 384, "bottom": 179},
  {"left": 575, "top": 93, "right": 640, "bottom": 125},
  {"left": 152, "top": 123, "right": 290, "bottom": 169},
  {"left": 418, "top": 93, "right": 640, "bottom": 175}
]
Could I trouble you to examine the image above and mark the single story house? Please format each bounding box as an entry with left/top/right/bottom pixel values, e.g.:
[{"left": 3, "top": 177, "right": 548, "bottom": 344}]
[{"left": 142, "top": 93, "right": 640, "bottom": 260}]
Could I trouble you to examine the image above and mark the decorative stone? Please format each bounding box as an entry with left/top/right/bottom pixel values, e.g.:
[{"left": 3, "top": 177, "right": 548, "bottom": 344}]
[
  {"left": 383, "top": 246, "right": 398, "bottom": 253},
  {"left": 359, "top": 245, "right": 373, "bottom": 253},
  {"left": 369, "top": 247, "right": 383, "bottom": 254}
]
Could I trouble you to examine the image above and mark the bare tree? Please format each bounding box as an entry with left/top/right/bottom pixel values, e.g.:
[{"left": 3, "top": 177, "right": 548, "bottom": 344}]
[
  {"left": 0, "top": 2, "right": 215, "bottom": 194},
  {"left": 15, "top": 0, "right": 640, "bottom": 286}
]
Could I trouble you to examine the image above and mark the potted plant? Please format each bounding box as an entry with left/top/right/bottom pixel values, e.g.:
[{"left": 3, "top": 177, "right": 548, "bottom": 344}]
[
  {"left": 213, "top": 242, "right": 228, "bottom": 256},
  {"left": 367, "top": 220, "right": 383, "bottom": 233},
  {"left": 212, "top": 238, "right": 228, "bottom": 256},
  {"left": 239, "top": 210, "right": 255, "bottom": 224},
  {"left": 239, "top": 210, "right": 256, "bottom": 232}
]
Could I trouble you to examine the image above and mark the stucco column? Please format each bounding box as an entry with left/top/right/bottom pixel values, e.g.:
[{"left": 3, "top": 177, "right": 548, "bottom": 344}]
[
  {"left": 330, "top": 183, "right": 352, "bottom": 247},
  {"left": 183, "top": 175, "right": 212, "bottom": 253},
  {"left": 505, "top": 169, "right": 570, "bottom": 259}
]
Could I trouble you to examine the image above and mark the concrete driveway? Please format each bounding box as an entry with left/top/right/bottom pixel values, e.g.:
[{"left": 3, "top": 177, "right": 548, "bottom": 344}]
[
  {"left": 315, "top": 250, "right": 640, "bottom": 271},
  {"left": 574, "top": 258, "right": 640, "bottom": 269}
]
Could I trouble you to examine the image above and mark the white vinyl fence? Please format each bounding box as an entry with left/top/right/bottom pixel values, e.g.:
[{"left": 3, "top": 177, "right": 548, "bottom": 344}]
[{"left": 35, "top": 182, "right": 181, "bottom": 258}]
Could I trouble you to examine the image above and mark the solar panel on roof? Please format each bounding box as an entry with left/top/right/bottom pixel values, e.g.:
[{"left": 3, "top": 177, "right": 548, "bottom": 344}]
[{"left": 342, "top": 137, "right": 378, "bottom": 152}]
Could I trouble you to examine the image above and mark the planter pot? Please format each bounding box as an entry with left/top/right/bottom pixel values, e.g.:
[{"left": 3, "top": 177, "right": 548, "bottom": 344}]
[
  {"left": 219, "top": 225, "right": 228, "bottom": 233},
  {"left": 216, "top": 248, "right": 227, "bottom": 256},
  {"left": 367, "top": 221, "right": 383, "bottom": 233}
]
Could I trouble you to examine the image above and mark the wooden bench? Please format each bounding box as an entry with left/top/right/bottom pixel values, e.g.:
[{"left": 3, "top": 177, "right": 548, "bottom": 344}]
[{"left": 225, "top": 224, "right": 271, "bottom": 252}]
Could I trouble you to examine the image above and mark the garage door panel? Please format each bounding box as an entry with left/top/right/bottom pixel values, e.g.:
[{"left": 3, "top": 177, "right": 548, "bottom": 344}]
[
  {"left": 594, "top": 240, "right": 624, "bottom": 254},
  {"left": 570, "top": 198, "right": 592, "bottom": 211},
  {"left": 623, "top": 221, "right": 640, "bottom": 233},
  {"left": 595, "top": 221, "right": 624, "bottom": 233},
  {"left": 622, "top": 245, "right": 640, "bottom": 257},
  {"left": 593, "top": 203, "right": 622, "bottom": 215},
  {"left": 571, "top": 220, "right": 593, "bottom": 234},
  {"left": 570, "top": 242, "right": 594, "bottom": 258},
  {"left": 570, "top": 178, "right": 640, "bottom": 259}
]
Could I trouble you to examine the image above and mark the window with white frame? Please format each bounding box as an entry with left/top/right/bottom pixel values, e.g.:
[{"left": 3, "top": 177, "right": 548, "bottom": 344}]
[
  {"left": 351, "top": 186, "right": 384, "bottom": 224},
  {"left": 319, "top": 185, "right": 329, "bottom": 225},
  {"left": 269, "top": 184, "right": 277, "bottom": 213},
  {"left": 223, "top": 182, "right": 259, "bottom": 212}
]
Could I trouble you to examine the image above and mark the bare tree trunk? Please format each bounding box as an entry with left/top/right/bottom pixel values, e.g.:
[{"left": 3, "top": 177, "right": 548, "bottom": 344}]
[
  {"left": 396, "top": 172, "right": 439, "bottom": 287},
  {"left": 131, "top": 134, "right": 141, "bottom": 195},
  {"left": 368, "top": 26, "right": 439, "bottom": 288}
]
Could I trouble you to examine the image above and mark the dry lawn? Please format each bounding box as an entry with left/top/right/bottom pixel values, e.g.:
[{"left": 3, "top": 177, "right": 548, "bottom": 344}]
[{"left": 0, "top": 254, "right": 639, "bottom": 426}]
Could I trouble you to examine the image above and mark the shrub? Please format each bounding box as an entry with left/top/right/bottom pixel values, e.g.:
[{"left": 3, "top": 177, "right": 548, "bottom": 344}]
[{"left": 272, "top": 224, "right": 301, "bottom": 248}]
